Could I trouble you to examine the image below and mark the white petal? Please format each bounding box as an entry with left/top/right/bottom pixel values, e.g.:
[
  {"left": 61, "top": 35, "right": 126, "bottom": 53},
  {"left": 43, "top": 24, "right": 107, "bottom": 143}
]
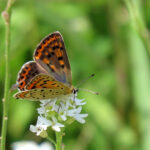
[
  {"left": 40, "top": 100, "right": 51, "bottom": 106},
  {"left": 36, "top": 125, "right": 47, "bottom": 135},
  {"left": 37, "top": 116, "right": 52, "bottom": 126},
  {"left": 51, "top": 104, "right": 59, "bottom": 112},
  {"left": 56, "top": 123, "right": 64, "bottom": 128},
  {"left": 30, "top": 124, "right": 49, "bottom": 136},
  {"left": 75, "top": 98, "right": 86, "bottom": 105},
  {"left": 49, "top": 99, "right": 57, "bottom": 107},
  {"left": 67, "top": 109, "right": 77, "bottom": 116},
  {"left": 37, "top": 107, "right": 45, "bottom": 115},
  {"left": 73, "top": 114, "right": 88, "bottom": 124},
  {"left": 75, "top": 117, "right": 85, "bottom": 124},
  {"left": 75, "top": 107, "right": 82, "bottom": 113},
  {"left": 52, "top": 123, "right": 64, "bottom": 132},
  {"left": 52, "top": 125, "right": 61, "bottom": 132},
  {"left": 67, "top": 107, "right": 82, "bottom": 117},
  {"left": 60, "top": 114, "right": 67, "bottom": 121},
  {"left": 29, "top": 125, "right": 37, "bottom": 133}
]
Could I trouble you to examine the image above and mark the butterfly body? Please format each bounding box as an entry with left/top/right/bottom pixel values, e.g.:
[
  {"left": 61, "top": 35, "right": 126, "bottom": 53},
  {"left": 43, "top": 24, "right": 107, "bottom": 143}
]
[{"left": 14, "top": 32, "right": 75, "bottom": 101}]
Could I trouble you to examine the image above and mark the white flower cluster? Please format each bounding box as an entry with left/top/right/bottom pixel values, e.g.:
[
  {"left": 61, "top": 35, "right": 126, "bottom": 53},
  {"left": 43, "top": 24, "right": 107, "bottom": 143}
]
[{"left": 30, "top": 94, "right": 88, "bottom": 137}]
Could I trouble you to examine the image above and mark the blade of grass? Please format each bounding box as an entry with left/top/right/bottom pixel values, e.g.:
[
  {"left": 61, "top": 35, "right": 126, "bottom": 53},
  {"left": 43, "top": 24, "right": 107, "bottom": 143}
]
[
  {"left": 128, "top": 28, "right": 150, "bottom": 150},
  {"left": 124, "top": 0, "right": 150, "bottom": 55}
]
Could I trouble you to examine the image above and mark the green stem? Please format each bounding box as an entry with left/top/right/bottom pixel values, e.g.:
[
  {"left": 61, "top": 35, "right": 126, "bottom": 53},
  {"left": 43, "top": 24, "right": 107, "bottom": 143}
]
[
  {"left": 0, "top": 0, "right": 13, "bottom": 150},
  {"left": 46, "top": 136, "right": 56, "bottom": 147},
  {"left": 124, "top": 0, "right": 150, "bottom": 55},
  {"left": 56, "top": 131, "right": 63, "bottom": 150}
]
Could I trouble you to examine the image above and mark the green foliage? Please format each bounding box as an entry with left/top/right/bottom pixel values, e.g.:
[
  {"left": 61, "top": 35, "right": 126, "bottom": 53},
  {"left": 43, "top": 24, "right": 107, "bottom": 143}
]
[{"left": 0, "top": 0, "right": 150, "bottom": 150}]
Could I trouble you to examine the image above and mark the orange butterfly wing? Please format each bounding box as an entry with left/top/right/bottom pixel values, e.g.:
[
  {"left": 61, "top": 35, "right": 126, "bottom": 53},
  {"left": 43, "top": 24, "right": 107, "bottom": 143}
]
[
  {"left": 16, "top": 61, "right": 47, "bottom": 91},
  {"left": 14, "top": 74, "right": 73, "bottom": 101},
  {"left": 25, "top": 74, "right": 72, "bottom": 91},
  {"left": 33, "top": 32, "right": 72, "bottom": 87}
]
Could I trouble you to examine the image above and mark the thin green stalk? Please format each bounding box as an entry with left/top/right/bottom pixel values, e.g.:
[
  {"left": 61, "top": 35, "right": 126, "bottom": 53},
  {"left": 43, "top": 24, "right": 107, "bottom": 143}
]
[
  {"left": 0, "top": 0, "right": 13, "bottom": 149},
  {"left": 56, "top": 131, "right": 63, "bottom": 150},
  {"left": 46, "top": 136, "right": 56, "bottom": 147},
  {"left": 124, "top": 0, "right": 150, "bottom": 55}
]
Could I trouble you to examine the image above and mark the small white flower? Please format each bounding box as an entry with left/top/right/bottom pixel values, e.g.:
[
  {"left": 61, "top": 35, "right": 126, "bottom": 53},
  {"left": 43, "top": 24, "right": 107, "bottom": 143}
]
[
  {"left": 52, "top": 123, "right": 64, "bottom": 132},
  {"left": 37, "top": 116, "right": 52, "bottom": 126},
  {"left": 58, "top": 102, "right": 67, "bottom": 121},
  {"left": 30, "top": 125, "right": 47, "bottom": 136},
  {"left": 60, "top": 113, "right": 67, "bottom": 121},
  {"left": 75, "top": 98, "right": 86, "bottom": 105},
  {"left": 50, "top": 100, "right": 59, "bottom": 112},
  {"left": 67, "top": 106, "right": 88, "bottom": 123},
  {"left": 68, "top": 106, "right": 82, "bottom": 115},
  {"left": 37, "top": 107, "right": 46, "bottom": 116},
  {"left": 30, "top": 116, "right": 52, "bottom": 136},
  {"left": 30, "top": 93, "right": 88, "bottom": 135},
  {"left": 72, "top": 114, "right": 88, "bottom": 124},
  {"left": 51, "top": 116, "right": 64, "bottom": 132}
]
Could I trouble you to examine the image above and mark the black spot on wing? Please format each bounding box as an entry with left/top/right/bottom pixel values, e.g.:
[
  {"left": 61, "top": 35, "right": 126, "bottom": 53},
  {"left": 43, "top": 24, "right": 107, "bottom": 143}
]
[
  {"left": 60, "top": 47, "right": 64, "bottom": 50},
  {"left": 56, "top": 46, "right": 59, "bottom": 49},
  {"left": 51, "top": 52, "right": 55, "bottom": 55},
  {"left": 61, "top": 65, "right": 64, "bottom": 68},
  {"left": 40, "top": 54, "right": 45, "bottom": 60},
  {"left": 38, "top": 45, "right": 42, "bottom": 49},
  {"left": 47, "top": 54, "right": 51, "bottom": 58},
  {"left": 52, "top": 46, "right": 56, "bottom": 50},
  {"left": 58, "top": 56, "right": 63, "bottom": 60}
]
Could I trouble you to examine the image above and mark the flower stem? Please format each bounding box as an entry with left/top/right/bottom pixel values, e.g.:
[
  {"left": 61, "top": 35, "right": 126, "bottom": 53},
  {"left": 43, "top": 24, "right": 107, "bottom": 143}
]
[
  {"left": 0, "top": 0, "right": 13, "bottom": 150},
  {"left": 56, "top": 131, "right": 63, "bottom": 150},
  {"left": 46, "top": 136, "right": 56, "bottom": 147}
]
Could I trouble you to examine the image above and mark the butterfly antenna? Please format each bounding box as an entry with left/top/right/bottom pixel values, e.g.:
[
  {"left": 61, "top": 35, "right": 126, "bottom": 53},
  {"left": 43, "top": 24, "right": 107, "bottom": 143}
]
[
  {"left": 76, "top": 74, "right": 95, "bottom": 88},
  {"left": 78, "top": 88, "right": 99, "bottom": 95}
]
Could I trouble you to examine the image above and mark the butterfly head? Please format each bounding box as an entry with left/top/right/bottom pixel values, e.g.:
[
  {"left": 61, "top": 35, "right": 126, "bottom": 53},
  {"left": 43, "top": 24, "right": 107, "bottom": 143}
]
[{"left": 72, "top": 88, "right": 79, "bottom": 95}]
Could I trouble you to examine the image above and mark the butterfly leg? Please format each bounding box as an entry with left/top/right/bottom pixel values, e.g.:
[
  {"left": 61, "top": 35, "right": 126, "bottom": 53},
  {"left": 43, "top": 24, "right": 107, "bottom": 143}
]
[
  {"left": 43, "top": 100, "right": 51, "bottom": 107},
  {"left": 58, "top": 102, "right": 63, "bottom": 113}
]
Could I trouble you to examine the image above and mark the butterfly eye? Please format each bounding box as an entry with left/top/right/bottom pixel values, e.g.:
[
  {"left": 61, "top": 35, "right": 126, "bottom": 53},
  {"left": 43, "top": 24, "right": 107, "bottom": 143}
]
[{"left": 73, "top": 89, "right": 78, "bottom": 94}]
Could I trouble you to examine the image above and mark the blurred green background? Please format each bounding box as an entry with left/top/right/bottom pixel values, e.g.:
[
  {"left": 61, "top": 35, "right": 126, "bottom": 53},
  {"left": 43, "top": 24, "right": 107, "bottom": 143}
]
[{"left": 0, "top": 0, "right": 150, "bottom": 150}]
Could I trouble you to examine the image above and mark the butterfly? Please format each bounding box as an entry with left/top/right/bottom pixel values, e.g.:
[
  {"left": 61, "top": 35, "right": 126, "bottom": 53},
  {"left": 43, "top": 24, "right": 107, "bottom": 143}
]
[{"left": 13, "top": 31, "right": 76, "bottom": 101}]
